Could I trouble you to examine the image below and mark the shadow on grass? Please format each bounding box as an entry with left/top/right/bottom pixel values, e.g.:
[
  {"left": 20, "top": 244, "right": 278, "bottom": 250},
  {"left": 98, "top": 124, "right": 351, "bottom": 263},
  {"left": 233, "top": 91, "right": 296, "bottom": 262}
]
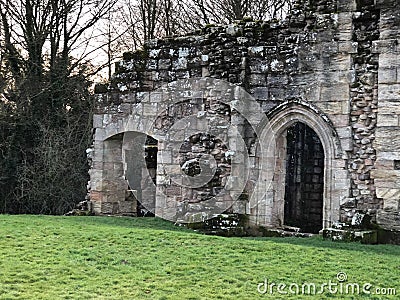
[
  {"left": 65, "top": 215, "right": 400, "bottom": 255},
  {"left": 62, "top": 215, "right": 196, "bottom": 233},
  {"left": 7, "top": 215, "right": 400, "bottom": 255},
  {"left": 241, "top": 235, "right": 400, "bottom": 256}
]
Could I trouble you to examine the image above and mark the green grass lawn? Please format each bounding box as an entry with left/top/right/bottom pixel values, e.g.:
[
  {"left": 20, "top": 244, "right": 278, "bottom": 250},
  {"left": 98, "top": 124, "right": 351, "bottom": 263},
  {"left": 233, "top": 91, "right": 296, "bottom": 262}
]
[{"left": 0, "top": 215, "right": 399, "bottom": 299}]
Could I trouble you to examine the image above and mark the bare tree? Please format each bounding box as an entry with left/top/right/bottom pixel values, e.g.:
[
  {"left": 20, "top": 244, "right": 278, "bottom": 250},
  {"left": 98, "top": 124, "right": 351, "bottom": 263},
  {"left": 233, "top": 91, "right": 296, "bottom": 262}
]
[
  {"left": 115, "top": 0, "right": 164, "bottom": 50},
  {"left": 0, "top": 0, "right": 116, "bottom": 214},
  {"left": 113, "top": 0, "right": 293, "bottom": 53},
  {"left": 182, "top": 0, "right": 293, "bottom": 25},
  {"left": 0, "top": 0, "right": 117, "bottom": 78}
]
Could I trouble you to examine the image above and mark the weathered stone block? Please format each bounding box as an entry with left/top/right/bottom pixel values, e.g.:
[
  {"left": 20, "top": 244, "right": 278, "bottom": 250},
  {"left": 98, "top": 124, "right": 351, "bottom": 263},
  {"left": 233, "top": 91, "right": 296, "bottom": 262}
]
[
  {"left": 376, "top": 187, "right": 400, "bottom": 199},
  {"left": 248, "top": 46, "right": 264, "bottom": 57},
  {"left": 374, "top": 129, "right": 400, "bottom": 150},
  {"left": 142, "top": 103, "right": 158, "bottom": 116},
  {"left": 378, "top": 100, "right": 400, "bottom": 115},
  {"left": 172, "top": 58, "right": 187, "bottom": 70},
  {"left": 314, "top": 101, "right": 343, "bottom": 115},
  {"left": 330, "top": 115, "right": 350, "bottom": 127},
  {"left": 377, "top": 209, "right": 400, "bottom": 231},
  {"left": 119, "top": 201, "right": 137, "bottom": 214},
  {"left": 378, "top": 67, "right": 397, "bottom": 84},
  {"left": 377, "top": 114, "right": 399, "bottom": 127},
  {"left": 378, "top": 84, "right": 400, "bottom": 100},
  {"left": 248, "top": 60, "right": 269, "bottom": 73},
  {"left": 337, "top": 0, "right": 356, "bottom": 12},
  {"left": 249, "top": 74, "right": 266, "bottom": 86},
  {"left": 93, "top": 114, "right": 104, "bottom": 128},
  {"left": 320, "top": 84, "right": 350, "bottom": 102},
  {"left": 379, "top": 53, "right": 399, "bottom": 69},
  {"left": 322, "top": 228, "right": 378, "bottom": 244},
  {"left": 383, "top": 198, "right": 399, "bottom": 210},
  {"left": 158, "top": 59, "right": 171, "bottom": 70},
  {"left": 94, "top": 128, "right": 107, "bottom": 141},
  {"left": 90, "top": 191, "right": 103, "bottom": 202},
  {"left": 101, "top": 202, "right": 116, "bottom": 214}
]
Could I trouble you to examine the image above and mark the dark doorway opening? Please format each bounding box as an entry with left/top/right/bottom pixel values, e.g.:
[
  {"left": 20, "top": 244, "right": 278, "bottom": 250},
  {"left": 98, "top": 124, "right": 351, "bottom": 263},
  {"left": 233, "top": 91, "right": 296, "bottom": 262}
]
[
  {"left": 137, "top": 135, "right": 157, "bottom": 217},
  {"left": 284, "top": 122, "right": 324, "bottom": 233}
]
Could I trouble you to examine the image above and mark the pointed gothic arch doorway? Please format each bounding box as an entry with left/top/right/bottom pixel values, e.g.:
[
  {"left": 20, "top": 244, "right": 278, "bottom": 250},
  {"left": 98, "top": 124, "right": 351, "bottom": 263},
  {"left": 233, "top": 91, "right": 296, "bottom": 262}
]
[
  {"left": 284, "top": 122, "right": 324, "bottom": 233},
  {"left": 252, "top": 101, "right": 350, "bottom": 231}
]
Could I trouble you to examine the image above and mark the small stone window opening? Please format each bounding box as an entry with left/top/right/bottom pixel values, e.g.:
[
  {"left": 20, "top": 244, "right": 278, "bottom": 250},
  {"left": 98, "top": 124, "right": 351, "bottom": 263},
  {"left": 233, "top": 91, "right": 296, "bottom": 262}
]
[{"left": 394, "top": 160, "right": 400, "bottom": 170}]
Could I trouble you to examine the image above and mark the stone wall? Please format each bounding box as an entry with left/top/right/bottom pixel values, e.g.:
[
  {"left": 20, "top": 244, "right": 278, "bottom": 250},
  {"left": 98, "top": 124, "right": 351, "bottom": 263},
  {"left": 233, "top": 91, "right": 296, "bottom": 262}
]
[
  {"left": 89, "top": 0, "right": 400, "bottom": 233},
  {"left": 346, "top": 0, "right": 380, "bottom": 222},
  {"left": 373, "top": 0, "right": 400, "bottom": 231}
]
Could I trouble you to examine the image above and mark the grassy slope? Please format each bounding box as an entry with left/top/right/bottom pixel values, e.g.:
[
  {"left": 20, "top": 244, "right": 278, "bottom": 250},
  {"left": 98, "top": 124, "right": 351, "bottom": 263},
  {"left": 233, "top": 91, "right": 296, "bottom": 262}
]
[{"left": 0, "top": 215, "right": 399, "bottom": 299}]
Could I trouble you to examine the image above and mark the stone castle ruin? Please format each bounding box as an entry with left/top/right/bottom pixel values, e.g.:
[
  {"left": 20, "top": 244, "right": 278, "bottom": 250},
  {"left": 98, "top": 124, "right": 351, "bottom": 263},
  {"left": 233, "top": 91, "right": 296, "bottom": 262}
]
[{"left": 88, "top": 0, "right": 400, "bottom": 241}]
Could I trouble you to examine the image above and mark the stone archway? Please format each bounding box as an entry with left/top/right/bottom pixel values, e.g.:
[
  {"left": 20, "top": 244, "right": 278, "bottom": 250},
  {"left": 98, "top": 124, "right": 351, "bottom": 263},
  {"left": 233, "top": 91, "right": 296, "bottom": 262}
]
[
  {"left": 90, "top": 130, "right": 158, "bottom": 216},
  {"left": 253, "top": 100, "right": 350, "bottom": 231},
  {"left": 91, "top": 78, "right": 268, "bottom": 221}
]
